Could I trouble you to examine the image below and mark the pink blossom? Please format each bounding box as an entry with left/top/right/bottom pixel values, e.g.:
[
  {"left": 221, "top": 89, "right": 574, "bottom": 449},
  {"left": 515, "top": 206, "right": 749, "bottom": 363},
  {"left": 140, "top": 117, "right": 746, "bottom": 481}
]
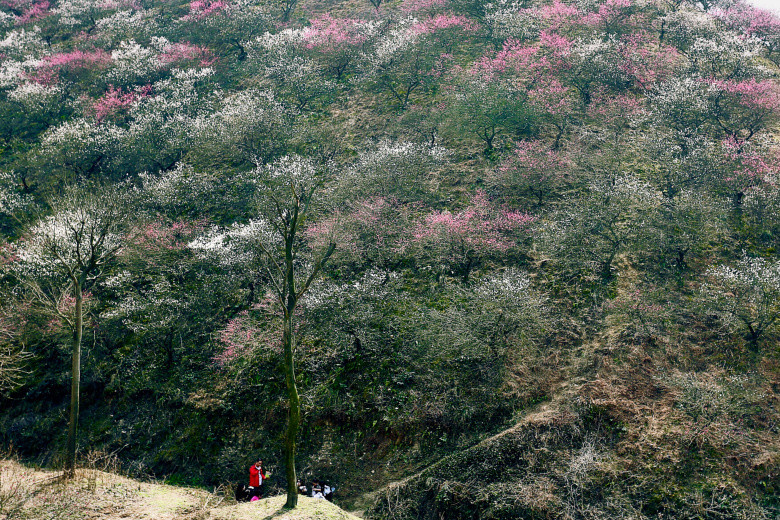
[
  {"left": 303, "top": 14, "right": 370, "bottom": 48},
  {"left": 528, "top": 78, "right": 573, "bottom": 115},
  {"left": 537, "top": 0, "right": 582, "bottom": 32},
  {"left": 617, "top": 33, "right": 680, "bottom": 90},
  {"left": 586, "top": 90, "right": 645, "bottom": 126},
  {"left": 719, "top": 137, "right": 780, "bottom": 187},
  {"left": 89, "top": 85, "right": 148, "bottom": 123},
  {"left": 413, "top": 190, "right": 534, "bottom": 255},
  {"left": 582, "top": 0, "right": 641, "bottom": 32},
  {"left": 28, "top": 49, "right": 112, "bottom": 85},
  {"left": 215, "top": 296, "right": 281, "bottom": 366},
  {"left": 15, "top": 0, "right": 49, "bottom": 25},
  {"left": 715, "top": 2, "right": 780, "bottom": 43},
  {"left": 130, "top": 219, "right": 205, "bottom": 254},
  {"left": 158, "top": 42, "right": 216, "bottom": 67},
  {"left": 711, "top": 78, "right": 780, "bottom": 112},
  {"left": 182, "top": 0, "right": 227, "bottom": 21}
]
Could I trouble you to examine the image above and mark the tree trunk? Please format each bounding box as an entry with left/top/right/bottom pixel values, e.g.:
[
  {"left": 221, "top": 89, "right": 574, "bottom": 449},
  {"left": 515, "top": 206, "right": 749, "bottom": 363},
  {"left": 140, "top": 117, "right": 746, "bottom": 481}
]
[
  {"left": 283, "top": 313, "right": 300, "bottom": 509},
  {"left": 65, "top": 282, "right": 83, "bottom": 478}
]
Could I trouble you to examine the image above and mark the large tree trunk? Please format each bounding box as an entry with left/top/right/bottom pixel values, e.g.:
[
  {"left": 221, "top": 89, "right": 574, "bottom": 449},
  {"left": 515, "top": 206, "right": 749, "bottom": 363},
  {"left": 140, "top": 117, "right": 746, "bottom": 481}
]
[
  {"left": 65, "top": 282, "right": 83, "bottom": 478},
  {"left": 283, "top": 313, "right": 300, "bottom": 509}
]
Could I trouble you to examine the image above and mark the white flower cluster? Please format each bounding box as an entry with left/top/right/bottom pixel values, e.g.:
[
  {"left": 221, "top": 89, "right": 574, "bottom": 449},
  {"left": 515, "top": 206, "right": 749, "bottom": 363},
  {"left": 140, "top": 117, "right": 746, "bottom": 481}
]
[
  {"left": 707, "top": 256, "right": 780, "bottom": 301},
  {"left": 484, "top": 0, "right": 537, "bottom": 40},
  {"left": 0, "top": 10, "right": 13, "bottom": 28},
  {"left": 16, "top": 205, "right": 124, "bottom": 280},
  {"left": 261, "top": 154, "right": 318, "bottom": 185},
  {"left": 190, "top": 89, "right": 287, "bottom": 157},
  {"left": 304, "top": 268, "right": 396, "bottom": 310},
  {"left": 40, "top": 119, "right": 125, "bottom": 157},
  {"left": 52, "top": 0, "right": 123, "bottom": 26},
  {"left": 107, "top": 40, "right": 159, "bottom": 84},
  {"left": 0, "top": 59, "right": 29, "bottom": 89},
  {"left": 0, "top": 27, "right": 46, "bottom": 58},
  {"left": 0, "top": 171, "right": 33, "bottom": 216},
  {"left": 0, "top": 29, "right": 46, "bottom": 89},
  {"left": 660, "top": 5, "right": 717, "bottom": 50},
  {"left": 687, "top": 32, "right": 769, "bottom": 80},
  {"left": 594, "top": 172, "right": 661, "bottom": 207},
  {"left": 7, "top": 81, "right": 60, "bottom": 112},
  {"left": 475, "top": 267, "right": 531, "bottom": 302},
  {"left": 96, "top": 9, "right": 156, "bottom": 39},
  {"left": 188, "top": 219, "right": 277, "bottom": 267},
  {"left": 369, "top": 17, "right": 422, "bottom": 69},
  {"left": 651, "top": 76, "right": 714, "bottom": 118},
  {"left": 572, "top": 35, "right": 632, "bottom": 88}
]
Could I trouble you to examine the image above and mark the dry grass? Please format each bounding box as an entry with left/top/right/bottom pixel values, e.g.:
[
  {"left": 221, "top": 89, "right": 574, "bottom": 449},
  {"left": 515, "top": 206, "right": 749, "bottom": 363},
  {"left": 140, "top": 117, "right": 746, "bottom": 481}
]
[{"left": 0, "top": 460, "right": 359, "bottom": 520}]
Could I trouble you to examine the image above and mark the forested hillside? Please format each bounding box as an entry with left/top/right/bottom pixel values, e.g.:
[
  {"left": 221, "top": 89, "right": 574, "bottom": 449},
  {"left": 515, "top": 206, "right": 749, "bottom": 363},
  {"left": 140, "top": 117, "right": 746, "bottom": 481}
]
[{"left": 0, "top": 0, "right": 778, "bottom": 517}]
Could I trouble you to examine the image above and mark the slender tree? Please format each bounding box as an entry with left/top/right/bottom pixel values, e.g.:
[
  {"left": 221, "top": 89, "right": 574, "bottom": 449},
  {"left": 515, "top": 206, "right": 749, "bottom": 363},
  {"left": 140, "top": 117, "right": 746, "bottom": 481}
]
[
  {"left": 12, "top": 182, "right": 129, "bottom": 477},
  {"left": 251, "top": 155, "right": 335, "bottom": 508}
]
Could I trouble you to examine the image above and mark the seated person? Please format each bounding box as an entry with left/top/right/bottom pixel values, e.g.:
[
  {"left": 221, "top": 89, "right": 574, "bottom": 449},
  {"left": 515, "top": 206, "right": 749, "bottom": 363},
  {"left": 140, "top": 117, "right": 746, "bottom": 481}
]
[
  {"left": 323, "top": 483, "right": 334, "bottom": 502},
  {"left": 248, "top": 458, "right": 266, "bottom": 499},
  {"left": 311, "top": 479, "right": 324, "bottom": 499},
  {"left": 297, "top": 479, "right": 308, "bottom": 496}
]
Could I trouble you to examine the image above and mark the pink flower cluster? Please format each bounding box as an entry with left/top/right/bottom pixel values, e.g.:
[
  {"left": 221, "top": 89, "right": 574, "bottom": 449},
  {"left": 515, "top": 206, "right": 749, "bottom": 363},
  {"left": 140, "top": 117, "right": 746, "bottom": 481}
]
[
  {"left": 715, "top": 2, "right": 780, "bottom": 42},
  {"left": 158, "top": 42, "right": 216, "bottom": 67},
  {"left": 15, "top": 0, "right": 49, "bottom": 25},
  {"left": 183, "top": 0, "right": 227, "bottom": 21},
  {"left": 132, "top": 219, "right": 204, "bottom": 252},
  {"left": 711, "top": 78, "right": 780, "bottom": 112},
  {"left": 470, "top": 40, "right": 540, "bottom": 80},
  {"left": 583, "top": 0, "right": 632, "bottom": 24},
  {"left": 617, "top": 33, "right": 679, "bottom": 90},
  {"left": 499, "top": 140, "right": 570, "bottom": 179},
  {"left": 720, "top": 137, "right": 780, "bottom": 186},
  {"left": 586, "top": 90, "right": 644, "bottom": 125},
  {"left": 303, "top": 14, "right": 369, "bottom": 48},
  {"left": 528, "top": 78, "right": 572, "bottom": 115},
  {"left": 90, "top": 85, "right": 150, "bottom": 123},
  {"left": 215, "top": 298, "right": 281, "bottom": 366},
  {"left": 29, "top": 49, "right": 112, "bottom": 85},
  {"left": 414, "top": 191, "right": 534, "bottom": 254},
  {"left": 537, "top": 0, "right": 581, "bottom": 32}
]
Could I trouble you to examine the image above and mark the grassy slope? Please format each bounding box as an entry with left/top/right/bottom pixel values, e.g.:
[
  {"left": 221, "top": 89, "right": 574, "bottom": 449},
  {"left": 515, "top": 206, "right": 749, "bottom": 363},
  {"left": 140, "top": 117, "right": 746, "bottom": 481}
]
[{"left": 0, "top": 460, "right": 361, "bottom": 520}]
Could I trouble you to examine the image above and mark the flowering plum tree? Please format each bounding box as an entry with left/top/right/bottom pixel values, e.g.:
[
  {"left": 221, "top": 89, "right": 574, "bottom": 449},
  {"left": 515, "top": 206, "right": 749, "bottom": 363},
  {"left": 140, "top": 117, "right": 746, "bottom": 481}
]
[
  {"left": 364, "top": 15, "right": 477, "bottom": 108},
  {"left": 177, "top": 0, "right": 272, "bottom": 61},
  {"left": 709, "top": 79, "right": 780, "bottom": 144},
  {"left": 190, "top": 89, "right": 292, "bottom": 168},
  {"left": 302, "top": 15, "right": 377, "bottom": 80},
  {"left": 338, "top": 140, "right": 447, "bottom": 204},
  {"left": 489, "top": 139, "right": 574, "bottom": 209},
  {"left": 190, "top": 155, "right": 335, "bottom": 508},
  {"left": 702, "top": 255, "right": 780, "bottom": 351},
  {"left": 248, "top": 29, "right": 336, "bottom": 111},
  {"left": 644, "top": 189, "right": 726, "bottom": 280},
  {"left": 546, "top": 173, "right": 658, "bottom": 283},
  {"left": 447, "top": 57, "right": 534, "bottom": 154},
  {"left": 715, "top": 1, "right": 780, "bottom": 61},
  {"left": 411, "top": 190, "right": 534, "bottom": 282},
  {"left": 7, "top": 182, "right": 130, "bottom": 476}
]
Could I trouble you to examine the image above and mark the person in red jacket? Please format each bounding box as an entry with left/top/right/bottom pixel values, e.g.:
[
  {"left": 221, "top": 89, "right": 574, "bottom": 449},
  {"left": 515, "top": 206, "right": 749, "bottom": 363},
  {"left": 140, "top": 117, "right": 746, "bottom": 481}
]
[{"left": 248, "top": 457, "right": 266, "bottom": 499}]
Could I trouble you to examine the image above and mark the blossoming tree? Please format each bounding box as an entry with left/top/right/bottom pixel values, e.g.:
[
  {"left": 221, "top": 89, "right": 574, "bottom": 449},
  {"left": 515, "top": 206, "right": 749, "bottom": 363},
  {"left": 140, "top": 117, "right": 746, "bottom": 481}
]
[{"left": 7, "top": 182, "right": 129, "bottom": 476}]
